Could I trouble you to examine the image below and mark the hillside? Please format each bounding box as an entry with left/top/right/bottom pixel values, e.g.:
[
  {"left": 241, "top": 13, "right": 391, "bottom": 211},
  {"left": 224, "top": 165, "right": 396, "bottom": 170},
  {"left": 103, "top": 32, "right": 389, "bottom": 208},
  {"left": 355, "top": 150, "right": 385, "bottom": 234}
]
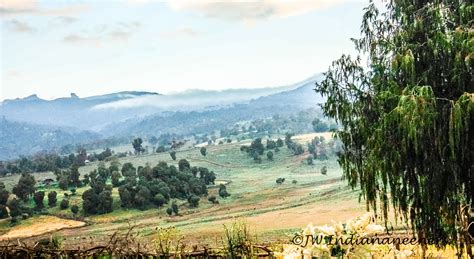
[
  {"left": 101, "top": 76, "right": 324, "bottom": 137},
  {"left": 0, "top": 119, "right": 100, "bottom": 160}
]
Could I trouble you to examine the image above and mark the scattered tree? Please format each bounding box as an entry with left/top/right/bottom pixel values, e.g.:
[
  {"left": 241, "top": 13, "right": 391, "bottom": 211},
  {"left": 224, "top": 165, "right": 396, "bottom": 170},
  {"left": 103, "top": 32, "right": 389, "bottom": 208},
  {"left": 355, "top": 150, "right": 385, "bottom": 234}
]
[
  {"left": 71, "top": 205, "right": 79, "bottom": 217},
  {"left": 47, "top": 191, "right": 57, "bottom": 207},
  {"left": 60, "top": 199, "right": 69, "bottom": 210},
  {"left": 33, "top": 191, "right": 45, "bottom": 210},
  {"left": 132, "top": 138, "right": 145, "bottom": 155},
  {"left": 169, "top": 151, "right": 176, "bottom": 161},
  {"left": 320, "top": 166, "right": 327, "bottom": 176},
  {"left": 200, "top": 147, "right": 207, "bottom": 156},
  {"left": 266, "top": 151, "right": 274, "bottom": 161},
  {"left": 12, "top": 173, "right": 36, "bottom": 201}
]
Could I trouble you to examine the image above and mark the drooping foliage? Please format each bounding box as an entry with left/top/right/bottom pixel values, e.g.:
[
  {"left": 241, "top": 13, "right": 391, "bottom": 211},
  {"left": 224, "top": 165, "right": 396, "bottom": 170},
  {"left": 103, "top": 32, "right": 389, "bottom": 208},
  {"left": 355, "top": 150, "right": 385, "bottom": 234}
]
[{"left": 315, "top": 0, "right": 473, "bottom": 248}]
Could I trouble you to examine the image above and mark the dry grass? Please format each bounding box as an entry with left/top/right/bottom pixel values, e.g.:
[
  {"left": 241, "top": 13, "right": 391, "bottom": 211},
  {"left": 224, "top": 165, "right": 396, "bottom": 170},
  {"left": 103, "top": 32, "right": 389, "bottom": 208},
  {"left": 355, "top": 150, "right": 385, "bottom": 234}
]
[{"left": 0, "top": 216, "right": 85, "bottom": 241}]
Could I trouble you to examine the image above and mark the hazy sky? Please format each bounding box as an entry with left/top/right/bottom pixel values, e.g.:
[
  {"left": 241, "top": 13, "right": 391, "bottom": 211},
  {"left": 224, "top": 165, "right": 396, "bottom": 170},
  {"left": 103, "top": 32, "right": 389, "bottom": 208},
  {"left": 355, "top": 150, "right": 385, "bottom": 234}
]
[{"left": 0, "top": 0, "right": 367, "bottom": 100}]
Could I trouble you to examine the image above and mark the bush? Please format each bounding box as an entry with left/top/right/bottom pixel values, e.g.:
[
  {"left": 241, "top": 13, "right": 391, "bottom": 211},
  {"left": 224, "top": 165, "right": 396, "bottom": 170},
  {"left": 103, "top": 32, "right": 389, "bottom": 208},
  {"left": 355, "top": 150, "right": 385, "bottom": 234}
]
[
  {"left": 48, "top": 191, "right": 57, "bottom": 207},
  {"left": 166, "top": 207, "right": 173, "bottom": 216},
  {"left": 276, "top": 178, "right": 285, "bottom": 184},
  {"left": 60, "top": 199, "right": 69, "bottom": 210},
  {"left": 267, "top": 151, "right": 274, "bottom": 161},
  {"left": 307, "top": 155, "right": 314, "bottom": 165},
  {"left": 169, "top": 151, "right": 176, "bottom": 161},
  {"left": 187, "top": 195, "right": 200, "bottom": 208},
  {"left": 208, "top": 195, "right": 218, "bottom": 204},
  {"left": 71, "top": 205, "right": 79, "bottom": 216},
  {"left": 200, "top": 147, "right": 207, "bottom": 156},
  {"left": 156, "top": 146, "right": 166, "bottom": 153},
  {"left": 321, "top": 166, "right": 327, "bottom": 175},
  {"left": 154, "top": 194, "right": 167, "bottom": 207},
  {"left": 219, "top": 184, "right": 230, "bottom": 198},
  {"left": 171, "top": 201, "right": 179, "bottom": 215},
  {"left": 34, "top": 191, "right": 45, "bottom": 210}
]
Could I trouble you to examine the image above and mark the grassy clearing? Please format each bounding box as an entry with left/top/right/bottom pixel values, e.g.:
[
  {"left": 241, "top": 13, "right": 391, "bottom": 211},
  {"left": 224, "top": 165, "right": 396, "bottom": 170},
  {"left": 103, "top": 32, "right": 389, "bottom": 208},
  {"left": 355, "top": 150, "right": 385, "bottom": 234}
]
[{"left": 0, "top": 133, "right": 371, "bottom": 246}]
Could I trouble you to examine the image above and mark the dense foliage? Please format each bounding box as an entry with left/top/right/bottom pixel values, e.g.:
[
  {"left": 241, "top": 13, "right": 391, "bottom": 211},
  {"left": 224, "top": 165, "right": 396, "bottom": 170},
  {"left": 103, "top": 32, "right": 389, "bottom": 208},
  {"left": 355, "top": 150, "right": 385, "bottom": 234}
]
[{"left": 315, "top": 0, "right": 473, "bottom": 248}]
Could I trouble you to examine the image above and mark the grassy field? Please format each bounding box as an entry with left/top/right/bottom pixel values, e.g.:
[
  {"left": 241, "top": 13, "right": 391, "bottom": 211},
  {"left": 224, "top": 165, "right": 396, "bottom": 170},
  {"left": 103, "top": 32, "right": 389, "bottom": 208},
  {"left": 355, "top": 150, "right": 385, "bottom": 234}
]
[{"left": 0, "top": 132, "right": 370, "bottom": 248}]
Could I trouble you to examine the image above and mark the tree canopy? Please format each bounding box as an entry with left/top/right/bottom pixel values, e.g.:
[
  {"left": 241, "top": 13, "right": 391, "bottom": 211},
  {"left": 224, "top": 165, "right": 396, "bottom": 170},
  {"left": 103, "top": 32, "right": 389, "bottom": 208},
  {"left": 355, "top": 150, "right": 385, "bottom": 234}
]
[{"left": 315, "top": 0, "right": 473, "bottom": 249}]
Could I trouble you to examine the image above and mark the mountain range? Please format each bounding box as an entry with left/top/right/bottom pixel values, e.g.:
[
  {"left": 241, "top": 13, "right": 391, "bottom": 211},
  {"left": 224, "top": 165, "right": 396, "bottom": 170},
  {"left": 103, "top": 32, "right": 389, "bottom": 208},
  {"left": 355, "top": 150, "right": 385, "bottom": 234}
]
[{"left": 0, "top": 74, "right": 323, "bottom": 160}]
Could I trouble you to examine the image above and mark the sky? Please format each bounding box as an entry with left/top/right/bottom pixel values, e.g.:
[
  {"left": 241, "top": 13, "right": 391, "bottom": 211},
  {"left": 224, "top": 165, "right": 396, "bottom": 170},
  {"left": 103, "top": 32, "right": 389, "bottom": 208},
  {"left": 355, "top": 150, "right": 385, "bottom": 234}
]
[{"left": 0, "top": 0, "right": 368, "bottom": 100}]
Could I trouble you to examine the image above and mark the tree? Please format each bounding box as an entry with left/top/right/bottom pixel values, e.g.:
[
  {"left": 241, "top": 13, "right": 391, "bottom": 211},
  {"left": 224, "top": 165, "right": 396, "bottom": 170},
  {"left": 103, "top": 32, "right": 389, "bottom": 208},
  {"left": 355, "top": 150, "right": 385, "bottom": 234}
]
[
  {"left": 218, "top": 184, "right": 230, "bottom": 198},
  {"left": 69, "top": 165, "right": 81, "bottom": 187},
  {"left": 134, "top": 186, "right": 151, "bottom": 210},
  {"left": 178, "top": 159, "right": 190, "bottom": 172},
  {"left": 71, "top": 205, "right": 79, "bottom": 217},
  {"left": 208, "top": 195, "right": 218, "bottom": 204},
  {"left": 132, "top": 138, "right": 145, "bottom": 155},
  {"left": 266, "top": 151, "right": 274, "bottom": 161},
  {"left": 153, "top": 194, "right": 166, "bottom": 207},
  {"left": 111, "top": 171, "right": 122, "bottom": 187},
  {"left": 276, "top": 178, "right": 285, "bottom": 185},
  {"left": 60, "top": 199, "right": 69, "bottom": 210},
  {"left": 276, "top": 138, "right": 284, "bottom": 147},
  {"left": 312, "top": 118, "right": 328, "bottom": 132},
  {"left": 315, "top": 0, "right": 473, "bottom": 248},
  {"left": 166, "top": 207, "right": 173, "bottom": 216},
  {"left": 81, "top": 189, "right": 97, "bottom": 214},
  {"left": 187, "top": 195, "right": 200, "bottom": 208},
  {"left": 169, "top": 151, "right": 176, "bottom": 161},
  {"left": 58, "top": 177, "right": 69, "bottom": 190},
  {"left": 33, "top": 191, "right": 45, "bottom": 210},
  {"left": 156, "top": 146, "right": 166, "bottom": 153},
  {"left": 7, "top": 198, "right": 21, "bottom": 218},
  {"left": 12, "top": 172, "right": 35, "bottom": 201},
  {"left": 171, "top": 201, "right": 179, "bottom": 215},
  {"left": 200, "top": 147, "right": 207, "bottom": 156},
  {"left": 118, "top": 186, "right": 133, "bottom": 208},
  {"left": 307, "top": 155, "right": 314, "bottom": 165},
  {"left": 0, "top": 205, "right": 8, "bottom": 219},
  {"left": 320, "top": 166, "right": 327, "bottom": 176},
  {"left": 97, "top": 190, "right": 113, "bottom": 214},
  {"left": 47, "top": 191, "right": 57, "bottom": 207},
  {"left": 0, "top": 185, "right": 9, "bottom": 205}
]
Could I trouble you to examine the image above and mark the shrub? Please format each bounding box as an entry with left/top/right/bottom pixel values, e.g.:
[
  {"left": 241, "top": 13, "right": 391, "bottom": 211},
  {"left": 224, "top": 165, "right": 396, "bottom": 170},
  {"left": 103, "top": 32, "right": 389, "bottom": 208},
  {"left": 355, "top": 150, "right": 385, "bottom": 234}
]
[
  {"left": 166, "top": 207, "right": 173, "bottom": 216},
  {"left": 187, "top": 195, "right": 200, "bottom": 208},
  {"left": 60, "top": 199, "right": 69, "bottom": 210},
  {"left": 48, "top": 191, "right": 57, "bottom": 207},
  {"left": 71, "top": 205, "right": 79, "bottom": 216},
  {"left": 267, "top": 151, "right": 274, "bottom": 161},
  {"left": 219, "top": 184, "right": 230, "bottom": 198},
  {"left": 154, "top": 194, "right": 166, "bottom": 207},
  {"left": 321, "top": 166, "right": 327, "bottom": 175},
  {"left": 208, "top": 195, "right": 218, "bottom": 204},
  {"left": 169, "top": 151, "right": 176, "bottom": 161}
]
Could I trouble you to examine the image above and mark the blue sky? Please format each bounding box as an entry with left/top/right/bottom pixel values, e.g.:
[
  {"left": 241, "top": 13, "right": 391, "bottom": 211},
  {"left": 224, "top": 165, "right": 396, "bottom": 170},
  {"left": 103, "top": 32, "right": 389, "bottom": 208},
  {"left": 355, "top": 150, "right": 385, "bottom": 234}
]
[{"left": 1, "top": 0, "right": 368, "bottom": 100}]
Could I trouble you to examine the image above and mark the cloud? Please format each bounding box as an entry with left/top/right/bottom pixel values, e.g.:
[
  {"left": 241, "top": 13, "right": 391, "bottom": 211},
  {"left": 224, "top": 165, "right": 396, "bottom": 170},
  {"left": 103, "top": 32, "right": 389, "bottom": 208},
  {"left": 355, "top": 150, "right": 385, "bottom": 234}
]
[
  {"left": 63, "top": 22, "right": 141, "bottom": 47},
  {"left": 55, "top": 16, "right": 78, "bottom": 25},
  {"left": 161, "top": 27, "right": 201, "bottom": 38},
  {"left": 4, "top": 19, "right": 35, "bottom": 33},
  {"left": 167, "top": 0, "right": 346, "bottom": 22},
  {"left": 0, "top": 0, "right": 89, "bottom": 17}
]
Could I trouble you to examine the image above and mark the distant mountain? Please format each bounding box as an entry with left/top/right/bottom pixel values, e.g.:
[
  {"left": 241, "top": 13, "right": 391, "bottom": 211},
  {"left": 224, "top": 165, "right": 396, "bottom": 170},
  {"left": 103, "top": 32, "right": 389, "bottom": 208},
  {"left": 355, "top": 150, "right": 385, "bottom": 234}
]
[
  {"left": 0, "top": 80, "right": 310, "bottom": 131},
  {"left": 0, "top": 74, "right": 324, "bottom": 159},
  {"left": 101, "top": 74, "right": 323, "bottom": 137},
  {"left": 0, "top": 118, "right": 100, "bottom": 160},
  {"left": 0, "top": 91, "right": 160, "bottom": 131}
]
